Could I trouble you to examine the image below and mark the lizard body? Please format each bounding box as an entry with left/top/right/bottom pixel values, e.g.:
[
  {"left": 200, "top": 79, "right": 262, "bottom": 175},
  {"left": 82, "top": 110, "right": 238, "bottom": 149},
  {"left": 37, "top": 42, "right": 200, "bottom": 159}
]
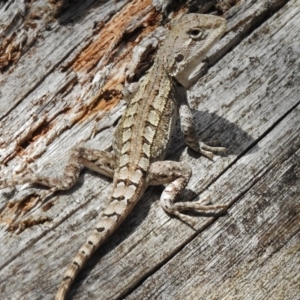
[
  {"left": 1, "top": 13, "right": 227, "bottom": 300},
  {"left": 55, "top": 14, "right": 227, "bottom": 299}
]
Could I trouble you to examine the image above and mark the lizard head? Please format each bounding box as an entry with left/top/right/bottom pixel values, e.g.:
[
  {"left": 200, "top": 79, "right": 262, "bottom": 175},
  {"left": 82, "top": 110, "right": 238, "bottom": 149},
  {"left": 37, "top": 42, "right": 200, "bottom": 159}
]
[{"left": 163, "top": 14, "right": 227, "bottom": 88}]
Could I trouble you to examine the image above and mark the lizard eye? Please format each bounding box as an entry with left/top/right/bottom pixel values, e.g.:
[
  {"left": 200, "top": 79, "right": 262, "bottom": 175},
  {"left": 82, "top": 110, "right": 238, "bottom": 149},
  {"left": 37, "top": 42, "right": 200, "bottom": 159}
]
[{"left": 189, "top": 27, "right": 207, "bottom": 40}]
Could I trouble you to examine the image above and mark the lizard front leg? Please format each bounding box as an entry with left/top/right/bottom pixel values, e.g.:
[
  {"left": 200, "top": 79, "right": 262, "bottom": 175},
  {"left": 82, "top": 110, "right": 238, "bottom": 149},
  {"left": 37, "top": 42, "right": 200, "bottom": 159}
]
[
  {"left": 148, "top": 161, "right": 227, "bottom": 227},
  {"left": 0, "top": 147, "right": 117, "bottom": 193},
  {"left": 177, "top": 85, "right": 226, "bottom": 160}
]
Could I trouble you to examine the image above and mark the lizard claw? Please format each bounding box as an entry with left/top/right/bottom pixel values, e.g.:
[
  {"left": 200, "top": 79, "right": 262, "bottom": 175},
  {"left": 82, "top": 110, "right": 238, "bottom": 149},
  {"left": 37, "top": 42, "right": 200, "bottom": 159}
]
[{"left": 199, "top": 142, "right": 226, "bottom": 160}]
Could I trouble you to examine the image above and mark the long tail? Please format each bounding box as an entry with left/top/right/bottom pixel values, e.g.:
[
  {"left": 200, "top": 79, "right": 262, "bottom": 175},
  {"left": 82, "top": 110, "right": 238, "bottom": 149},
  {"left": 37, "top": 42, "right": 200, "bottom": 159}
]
[{"left": 54, "top": 176, "right": 145, "bottom": 300}]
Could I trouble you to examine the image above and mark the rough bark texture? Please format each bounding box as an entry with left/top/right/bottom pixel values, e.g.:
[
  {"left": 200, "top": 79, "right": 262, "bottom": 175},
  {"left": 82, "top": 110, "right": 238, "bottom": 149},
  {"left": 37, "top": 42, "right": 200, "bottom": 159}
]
[{"left": 0, "top": 0, "right": 299, "bottom": 299}]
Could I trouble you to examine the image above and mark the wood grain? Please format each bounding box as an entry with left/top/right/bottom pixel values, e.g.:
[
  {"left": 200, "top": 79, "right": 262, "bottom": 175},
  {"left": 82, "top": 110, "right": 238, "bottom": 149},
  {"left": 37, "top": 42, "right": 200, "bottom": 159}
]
[{"left": 0, "top": 0, "right": 299, "bottom": 299}]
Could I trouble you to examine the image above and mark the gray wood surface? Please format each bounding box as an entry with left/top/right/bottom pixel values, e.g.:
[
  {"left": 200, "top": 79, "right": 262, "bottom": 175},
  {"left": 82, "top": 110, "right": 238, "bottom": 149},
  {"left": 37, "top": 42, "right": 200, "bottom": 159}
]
[{"left": 0, "top": 0, "right": 299, "bottom": 299}]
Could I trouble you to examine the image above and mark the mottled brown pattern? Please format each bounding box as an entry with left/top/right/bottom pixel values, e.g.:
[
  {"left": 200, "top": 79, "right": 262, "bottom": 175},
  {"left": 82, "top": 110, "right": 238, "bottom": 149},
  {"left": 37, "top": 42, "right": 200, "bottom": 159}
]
[{"left": 0, "top": 14, "right": 228, "bottom": 300}]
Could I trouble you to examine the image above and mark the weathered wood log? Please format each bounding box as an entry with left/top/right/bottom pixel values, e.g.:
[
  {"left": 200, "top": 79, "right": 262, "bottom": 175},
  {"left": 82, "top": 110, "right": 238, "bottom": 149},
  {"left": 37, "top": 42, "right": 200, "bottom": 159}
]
[{"left": 0, "top": 0, "right": 299, "bottom": 299}]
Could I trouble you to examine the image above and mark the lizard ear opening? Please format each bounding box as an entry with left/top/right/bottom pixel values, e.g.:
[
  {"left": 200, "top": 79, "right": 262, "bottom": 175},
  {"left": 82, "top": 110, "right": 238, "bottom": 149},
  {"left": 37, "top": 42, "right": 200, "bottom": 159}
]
[{"left": 175, "top": 54, "right": 184, "bottom": 63}]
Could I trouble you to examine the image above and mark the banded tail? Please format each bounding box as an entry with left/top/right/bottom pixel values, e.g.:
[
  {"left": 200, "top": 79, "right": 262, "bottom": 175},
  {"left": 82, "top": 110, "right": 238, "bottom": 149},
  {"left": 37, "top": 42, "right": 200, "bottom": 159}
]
[{"left": 54, "top": 167, "right": 146, "bottom": 300}]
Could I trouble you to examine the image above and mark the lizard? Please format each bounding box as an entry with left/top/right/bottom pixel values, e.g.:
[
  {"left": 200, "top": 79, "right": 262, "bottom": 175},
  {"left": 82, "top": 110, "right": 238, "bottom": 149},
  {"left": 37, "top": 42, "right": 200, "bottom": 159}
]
[{"left": 1, "top": 13, "right": 227, "bottom": 299}]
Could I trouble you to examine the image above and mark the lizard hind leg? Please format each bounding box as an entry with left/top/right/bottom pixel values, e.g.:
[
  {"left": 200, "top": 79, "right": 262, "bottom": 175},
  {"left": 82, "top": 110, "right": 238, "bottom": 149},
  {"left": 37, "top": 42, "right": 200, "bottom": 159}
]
[
  {"left": 1, "top": 147, "right": 117, "bottom": 232},
  {"left": 1, "top": 147, "right": 117, "bottom": 193},
  {"left": 147, "top": 161, "right": 227, "bottom": 228},
  {"left": 147, "top": 161, "right": 194, "bottom": 226}
]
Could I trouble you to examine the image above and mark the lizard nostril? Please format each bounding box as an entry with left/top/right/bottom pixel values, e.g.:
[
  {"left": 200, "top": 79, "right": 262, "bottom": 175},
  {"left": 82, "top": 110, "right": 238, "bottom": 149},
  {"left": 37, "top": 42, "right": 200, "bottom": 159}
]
[{"left": 175, "top": 54, "right": 184, "bottom": 62}]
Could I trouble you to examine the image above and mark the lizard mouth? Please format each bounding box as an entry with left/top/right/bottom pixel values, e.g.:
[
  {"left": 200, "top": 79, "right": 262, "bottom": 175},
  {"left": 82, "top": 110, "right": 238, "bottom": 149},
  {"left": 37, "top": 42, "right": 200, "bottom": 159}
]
[{"left": 185, "top": 60, "right": 206, "bottom": 87}]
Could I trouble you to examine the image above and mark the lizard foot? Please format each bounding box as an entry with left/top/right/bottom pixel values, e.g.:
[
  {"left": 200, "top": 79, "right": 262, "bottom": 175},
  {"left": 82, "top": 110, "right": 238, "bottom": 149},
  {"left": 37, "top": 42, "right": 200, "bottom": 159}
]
[{"left": 199, "top": 142, "right": 226, "bottom": 160}]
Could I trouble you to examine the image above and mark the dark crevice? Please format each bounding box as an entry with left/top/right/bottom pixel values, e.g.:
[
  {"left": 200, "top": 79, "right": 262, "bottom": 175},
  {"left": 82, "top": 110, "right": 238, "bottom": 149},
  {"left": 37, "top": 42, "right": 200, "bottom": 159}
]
[
  {"left": 0, "top": 41, "right": 82, "bottom": 123},
  {"left": 208, "top": 0, "right": 290, "bottom": 67},
  {"left": 115, "top": 227, "right": 202, "bottom": 300}
]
